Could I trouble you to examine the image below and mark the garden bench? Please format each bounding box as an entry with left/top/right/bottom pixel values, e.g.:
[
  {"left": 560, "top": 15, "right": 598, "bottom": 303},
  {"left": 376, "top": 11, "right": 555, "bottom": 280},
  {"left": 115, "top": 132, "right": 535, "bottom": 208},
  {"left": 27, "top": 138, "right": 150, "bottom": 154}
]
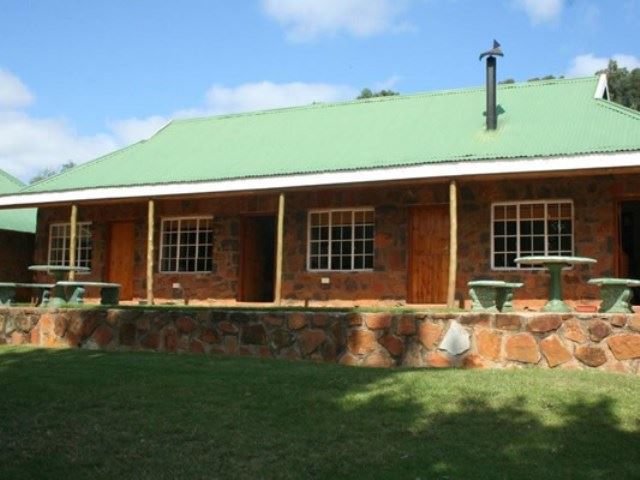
[
  {"left": 56, "top": 281, "right": 121, "bottom": 306},
  {"left": 468, "top": 280, "right": 523, "bottom": 312},
  {"left": 587, "top": 277, "right": 640, "bottom": 313},
  {"left": 0, "top": 282, "right": 55, "bottom": 306}
]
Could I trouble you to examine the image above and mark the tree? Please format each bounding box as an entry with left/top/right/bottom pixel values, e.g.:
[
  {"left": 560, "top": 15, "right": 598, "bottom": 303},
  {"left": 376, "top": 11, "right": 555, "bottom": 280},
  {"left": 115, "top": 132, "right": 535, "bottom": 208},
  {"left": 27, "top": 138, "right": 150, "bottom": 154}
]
[
  {"left": 30, "top": 161, "right": 77, "bottom": 184},
  {"left": 357, "top": 88, "right": 399, "bottom": 99},
  {"left": 598, "top": 60, "right": 640, "bottom": 111},
  {"left": 498, "top": 78, "right": 516, "bottom": 84},
  {"left": 527, "top": 75, "right": 563, "bottom": 82}
]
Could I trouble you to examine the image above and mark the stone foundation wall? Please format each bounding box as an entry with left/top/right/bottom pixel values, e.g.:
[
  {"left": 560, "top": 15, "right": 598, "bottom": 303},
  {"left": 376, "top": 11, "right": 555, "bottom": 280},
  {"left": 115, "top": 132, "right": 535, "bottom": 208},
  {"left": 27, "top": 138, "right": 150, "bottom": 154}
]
[{"left": 2, "top": 308, "right": 640, "bottom": 374}]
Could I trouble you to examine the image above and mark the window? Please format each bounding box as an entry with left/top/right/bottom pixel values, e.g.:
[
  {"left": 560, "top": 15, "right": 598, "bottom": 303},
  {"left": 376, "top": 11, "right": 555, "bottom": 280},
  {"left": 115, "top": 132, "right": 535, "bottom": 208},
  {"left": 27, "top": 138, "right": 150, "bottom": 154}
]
[
  {"left": 48, "top": 222, "right": 93, "bottom": 269},
  {"left": 492, "top": 200, "right": 573, "bottom": 269},
  {"left": 308, "top": 208, "right": 374, "bottom": 271},
  {"left": 160, "top": 217, "right": 213, "bottom": 273}
]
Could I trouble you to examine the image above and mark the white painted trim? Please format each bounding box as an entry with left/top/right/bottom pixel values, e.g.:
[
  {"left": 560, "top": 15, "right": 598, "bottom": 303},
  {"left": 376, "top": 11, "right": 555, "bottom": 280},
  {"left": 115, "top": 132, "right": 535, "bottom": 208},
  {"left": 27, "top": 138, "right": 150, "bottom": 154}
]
[
  {"left": 490, "top": 200, "right": 574, "bottom": 271},
  {"left": 1, "top": 151, "right": 639, "bottom": 208},
  {"left": 594, "top": 73, "right": 609, "bottom": 99}
]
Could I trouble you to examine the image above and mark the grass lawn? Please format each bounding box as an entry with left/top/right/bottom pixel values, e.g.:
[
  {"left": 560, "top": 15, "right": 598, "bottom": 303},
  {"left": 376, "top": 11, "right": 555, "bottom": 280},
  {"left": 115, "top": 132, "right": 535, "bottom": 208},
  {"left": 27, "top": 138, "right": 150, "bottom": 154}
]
[{"left": 1, "top": 346, "right": 639, "bottom": 479}]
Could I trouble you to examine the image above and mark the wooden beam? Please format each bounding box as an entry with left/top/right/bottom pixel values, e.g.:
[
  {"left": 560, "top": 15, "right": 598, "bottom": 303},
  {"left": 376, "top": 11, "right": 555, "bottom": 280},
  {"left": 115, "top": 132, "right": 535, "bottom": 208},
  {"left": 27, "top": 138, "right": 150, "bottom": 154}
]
[
  {"left": 68, "top": 204, "right": 78, "bottom": 280},
  {"left": 447, "top": 180, "right": 458, "bottom": 308},
  {"left": 274, "top": 193, "right": 285, "bottom": 304},
  {"left": 146, "top": 199, "right": 155, "bottom": 305}
]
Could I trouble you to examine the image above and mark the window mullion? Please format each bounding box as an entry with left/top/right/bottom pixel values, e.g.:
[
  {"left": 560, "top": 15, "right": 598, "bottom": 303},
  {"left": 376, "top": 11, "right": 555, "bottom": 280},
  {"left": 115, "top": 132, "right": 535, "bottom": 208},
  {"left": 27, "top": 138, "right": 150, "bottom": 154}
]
[
  {"left": 195, "top": 219, "right": 200, "bottom": 271},
  {"left": 351, "top": 211, "right": 356, "bottom": 270},
  {"left": 175, "top": 219, "right": 182, "bottom": 272},
  {"left": 327, "top": 211, "right": 332, "bottom": 272},
  {"left": 516, "top": 204, "right": 520, "bottom": 269},
  {"left": 543, "top": 202, "right": 549, "bottom": 256},
  {"left": 63, "top": 225, "right": 69, "bottom": 266}
]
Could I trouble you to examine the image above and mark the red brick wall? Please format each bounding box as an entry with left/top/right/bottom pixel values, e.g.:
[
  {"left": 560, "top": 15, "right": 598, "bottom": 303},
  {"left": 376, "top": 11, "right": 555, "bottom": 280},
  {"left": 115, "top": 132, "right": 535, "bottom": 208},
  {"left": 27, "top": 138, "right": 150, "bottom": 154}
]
[{"left": 31, "top": 173, "right": 640, "bottom": 306}]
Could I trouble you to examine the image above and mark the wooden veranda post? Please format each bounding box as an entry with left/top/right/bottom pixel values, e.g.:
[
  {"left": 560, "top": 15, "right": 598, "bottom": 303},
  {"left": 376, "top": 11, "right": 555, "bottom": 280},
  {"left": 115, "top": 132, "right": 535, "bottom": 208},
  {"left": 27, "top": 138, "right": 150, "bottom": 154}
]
[
  {"left": 68, "top": 204, "right": 78, "bottom": 280},
  {"left": 146, "top": 199, "right": 155, "bottom": 305},
  {"left": 447, "top": 180, "right": 458, "bottom": 308},
  {"left": 274, "top": 193, "right": 285, "bottom": 304}
]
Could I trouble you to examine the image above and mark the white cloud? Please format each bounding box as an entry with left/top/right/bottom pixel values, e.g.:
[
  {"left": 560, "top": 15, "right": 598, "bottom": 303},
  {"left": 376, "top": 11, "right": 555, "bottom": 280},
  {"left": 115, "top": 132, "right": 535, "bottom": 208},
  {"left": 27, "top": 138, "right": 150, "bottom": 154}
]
[
  {"left": 0, "top": 111, "right": 117, "bottom": 181},
  {"left": 566, "top": 53, "right": 640, "bottom": 77},
  {"left": 0, "top": 69, "right": 34, "bottom": 110},
  {"left": 515, "top": 0, "right": 563, "bottom": 24},
  {"left": 108, "top": 115, "right": 169, "bottom": 145},
  {"left": 0, "top": 70, "right": 360, "bottom": 182},
  {"left": 204, "top": 81, "right": 357, "bottom": 114},
  {"left": 262, "top": 0, "right": 412, "bottom": 41}
]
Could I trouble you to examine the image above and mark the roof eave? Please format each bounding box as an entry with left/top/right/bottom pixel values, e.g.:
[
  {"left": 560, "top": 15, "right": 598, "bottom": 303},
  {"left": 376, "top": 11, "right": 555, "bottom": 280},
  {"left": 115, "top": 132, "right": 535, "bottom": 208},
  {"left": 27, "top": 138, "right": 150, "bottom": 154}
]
[{"left": 0, "top": 151, "right": 638, "bottom": 208}]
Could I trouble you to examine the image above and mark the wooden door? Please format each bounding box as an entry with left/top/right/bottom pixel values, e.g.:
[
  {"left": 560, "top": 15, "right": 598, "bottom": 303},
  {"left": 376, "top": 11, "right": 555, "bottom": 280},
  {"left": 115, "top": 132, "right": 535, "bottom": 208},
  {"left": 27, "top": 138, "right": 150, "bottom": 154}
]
[
  {"left": 408, "top": 205, "right": 450, "bottom": 304},
  {"left": 239, "top": 216, "right": 275, "bottom": 302},
  {"left": 108, "top": 222, "right": 135, "bottom": 300}
]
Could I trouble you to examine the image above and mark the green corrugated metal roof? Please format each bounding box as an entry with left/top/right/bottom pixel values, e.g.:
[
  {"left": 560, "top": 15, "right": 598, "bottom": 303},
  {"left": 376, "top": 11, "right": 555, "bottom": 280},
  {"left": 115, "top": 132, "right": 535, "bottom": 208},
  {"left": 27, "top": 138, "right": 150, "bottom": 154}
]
[
  {"left": 20, "top": 76, "right": 640, "bottom": 195},
  {"left": 0, "top": 170, "right": 36, "bottom": 233}
]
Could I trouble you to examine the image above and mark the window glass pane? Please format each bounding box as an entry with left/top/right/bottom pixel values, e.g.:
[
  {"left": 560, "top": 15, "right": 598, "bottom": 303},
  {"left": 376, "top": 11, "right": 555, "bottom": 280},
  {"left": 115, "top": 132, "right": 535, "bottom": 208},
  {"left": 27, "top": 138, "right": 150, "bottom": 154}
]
[
  {"left": 364, "top": 256, "right": 374, "bottom": 269},
  {"left": 532, "top": 220, "right": 544, "bottom": 235}
]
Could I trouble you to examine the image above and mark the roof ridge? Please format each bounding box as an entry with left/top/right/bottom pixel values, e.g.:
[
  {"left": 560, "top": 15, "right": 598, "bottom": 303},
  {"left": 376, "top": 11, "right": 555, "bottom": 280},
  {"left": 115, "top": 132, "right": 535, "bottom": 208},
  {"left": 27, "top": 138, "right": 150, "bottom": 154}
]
[
  {"left": 21, "top": 141, "right": 146, "bottom": 192},
  {"left": 170, "top": 76, "right": 600, "bottom": 125},
  {"left": 595, "top": 98, "right": 640, "bottom": 120},
  {"left": 0, "top": 168, "right": 25, "bottom": 190}
]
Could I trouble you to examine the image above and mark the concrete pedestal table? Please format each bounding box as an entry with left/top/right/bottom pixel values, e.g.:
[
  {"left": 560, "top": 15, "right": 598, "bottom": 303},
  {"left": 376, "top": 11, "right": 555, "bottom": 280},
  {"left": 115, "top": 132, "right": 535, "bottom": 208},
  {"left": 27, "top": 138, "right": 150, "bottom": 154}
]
[
  {"left": 28, "top": 265, "right": 90, "bottom": 307},
  {"left": 514, "top": 256, "right": 596, "bottom": 313},
  {"left": 588, "top": 277, "right": 640, "bottom": 313}
]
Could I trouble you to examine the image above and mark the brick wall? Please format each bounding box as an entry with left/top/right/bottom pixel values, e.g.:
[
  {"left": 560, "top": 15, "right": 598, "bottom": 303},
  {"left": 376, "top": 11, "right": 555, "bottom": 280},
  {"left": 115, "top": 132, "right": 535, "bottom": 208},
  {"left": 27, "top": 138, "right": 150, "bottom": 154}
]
[{"left": 31, "top": 173, "right": 640, "bottom": 306}]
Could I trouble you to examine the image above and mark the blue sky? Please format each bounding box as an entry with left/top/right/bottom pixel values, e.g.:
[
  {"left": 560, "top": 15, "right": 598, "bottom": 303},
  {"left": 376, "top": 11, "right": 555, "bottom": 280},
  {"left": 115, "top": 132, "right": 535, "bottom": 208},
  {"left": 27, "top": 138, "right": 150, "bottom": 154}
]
[{"left": 0, "top": 0, "right": 638, "bottom": 181}]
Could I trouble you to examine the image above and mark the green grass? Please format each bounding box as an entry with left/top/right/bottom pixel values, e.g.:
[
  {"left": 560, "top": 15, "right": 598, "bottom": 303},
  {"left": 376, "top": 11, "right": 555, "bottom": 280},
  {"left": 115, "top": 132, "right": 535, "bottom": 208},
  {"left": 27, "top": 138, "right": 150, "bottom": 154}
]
[{"left": 1, "top": 346, "right": 639, "bottom": 479}]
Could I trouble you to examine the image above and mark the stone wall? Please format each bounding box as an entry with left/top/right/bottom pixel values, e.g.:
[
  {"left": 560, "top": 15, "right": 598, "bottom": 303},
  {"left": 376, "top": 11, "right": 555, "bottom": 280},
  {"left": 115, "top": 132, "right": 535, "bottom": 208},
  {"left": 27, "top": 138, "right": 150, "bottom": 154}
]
[
  {"left": 2, "top": 307, "right": 640, "bottom": 374},
  {"left": 31, "top": 172, "right": 640, "bottom": 306}
]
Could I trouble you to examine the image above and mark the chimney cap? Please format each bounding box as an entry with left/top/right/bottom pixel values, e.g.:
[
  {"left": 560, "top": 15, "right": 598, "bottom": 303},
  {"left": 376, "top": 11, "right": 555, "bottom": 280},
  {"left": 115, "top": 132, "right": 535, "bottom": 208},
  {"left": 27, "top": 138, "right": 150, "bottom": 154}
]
[{"left": 479, "top": 40, "right": 504, "bottom": 61}]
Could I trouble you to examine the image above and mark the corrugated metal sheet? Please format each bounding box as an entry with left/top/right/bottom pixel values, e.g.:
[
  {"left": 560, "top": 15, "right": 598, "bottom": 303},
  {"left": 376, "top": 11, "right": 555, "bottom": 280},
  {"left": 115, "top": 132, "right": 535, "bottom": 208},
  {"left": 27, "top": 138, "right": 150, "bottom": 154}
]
[
  {"left": 0, "top": 171, "right": 36, "bottom": 233},
  {"left": 21, "top": 76, "right": 640, "bottom": 195}
]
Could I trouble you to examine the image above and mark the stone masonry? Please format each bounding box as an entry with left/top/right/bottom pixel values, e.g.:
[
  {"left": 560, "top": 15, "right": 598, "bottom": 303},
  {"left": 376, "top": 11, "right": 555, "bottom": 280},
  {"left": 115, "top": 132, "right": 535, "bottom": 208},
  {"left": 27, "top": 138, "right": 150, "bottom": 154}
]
[
  {"left": 2, "top": 307, "right": 640, "bottom": 374},
  {"left": 31, "top": 172, "right": 640, "bottom": 306}
]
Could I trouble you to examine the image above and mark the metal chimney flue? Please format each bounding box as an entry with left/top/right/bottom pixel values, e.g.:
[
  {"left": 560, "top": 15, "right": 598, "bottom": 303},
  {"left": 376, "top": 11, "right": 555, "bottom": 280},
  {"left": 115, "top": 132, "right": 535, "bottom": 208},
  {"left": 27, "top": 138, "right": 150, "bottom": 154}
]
[{"left": 479, "top": 40, "right": 503, "bottom": 130}]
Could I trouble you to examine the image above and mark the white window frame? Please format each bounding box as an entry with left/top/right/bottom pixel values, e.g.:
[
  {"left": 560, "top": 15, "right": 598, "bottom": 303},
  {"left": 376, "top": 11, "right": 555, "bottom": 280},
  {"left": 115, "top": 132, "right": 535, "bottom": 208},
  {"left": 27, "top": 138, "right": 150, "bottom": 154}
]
[
  {"left": 306, "top": 207, "right": 375, "bottom": 272},
  {"left": 490, "top": 199, "right": 574, "bottom": 271},
  {"left": 158, "top": 216, "right": 214, "bottom": 274},
  {"left": 47, "top": 222, "right": 93, "bottom": 271}
]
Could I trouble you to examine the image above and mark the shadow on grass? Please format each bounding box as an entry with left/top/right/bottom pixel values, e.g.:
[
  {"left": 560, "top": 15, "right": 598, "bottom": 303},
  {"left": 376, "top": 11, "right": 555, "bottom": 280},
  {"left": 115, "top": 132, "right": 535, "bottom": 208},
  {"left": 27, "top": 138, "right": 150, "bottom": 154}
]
[{"left": 0, "top": 346, "right": 638, "bottom": 479}]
